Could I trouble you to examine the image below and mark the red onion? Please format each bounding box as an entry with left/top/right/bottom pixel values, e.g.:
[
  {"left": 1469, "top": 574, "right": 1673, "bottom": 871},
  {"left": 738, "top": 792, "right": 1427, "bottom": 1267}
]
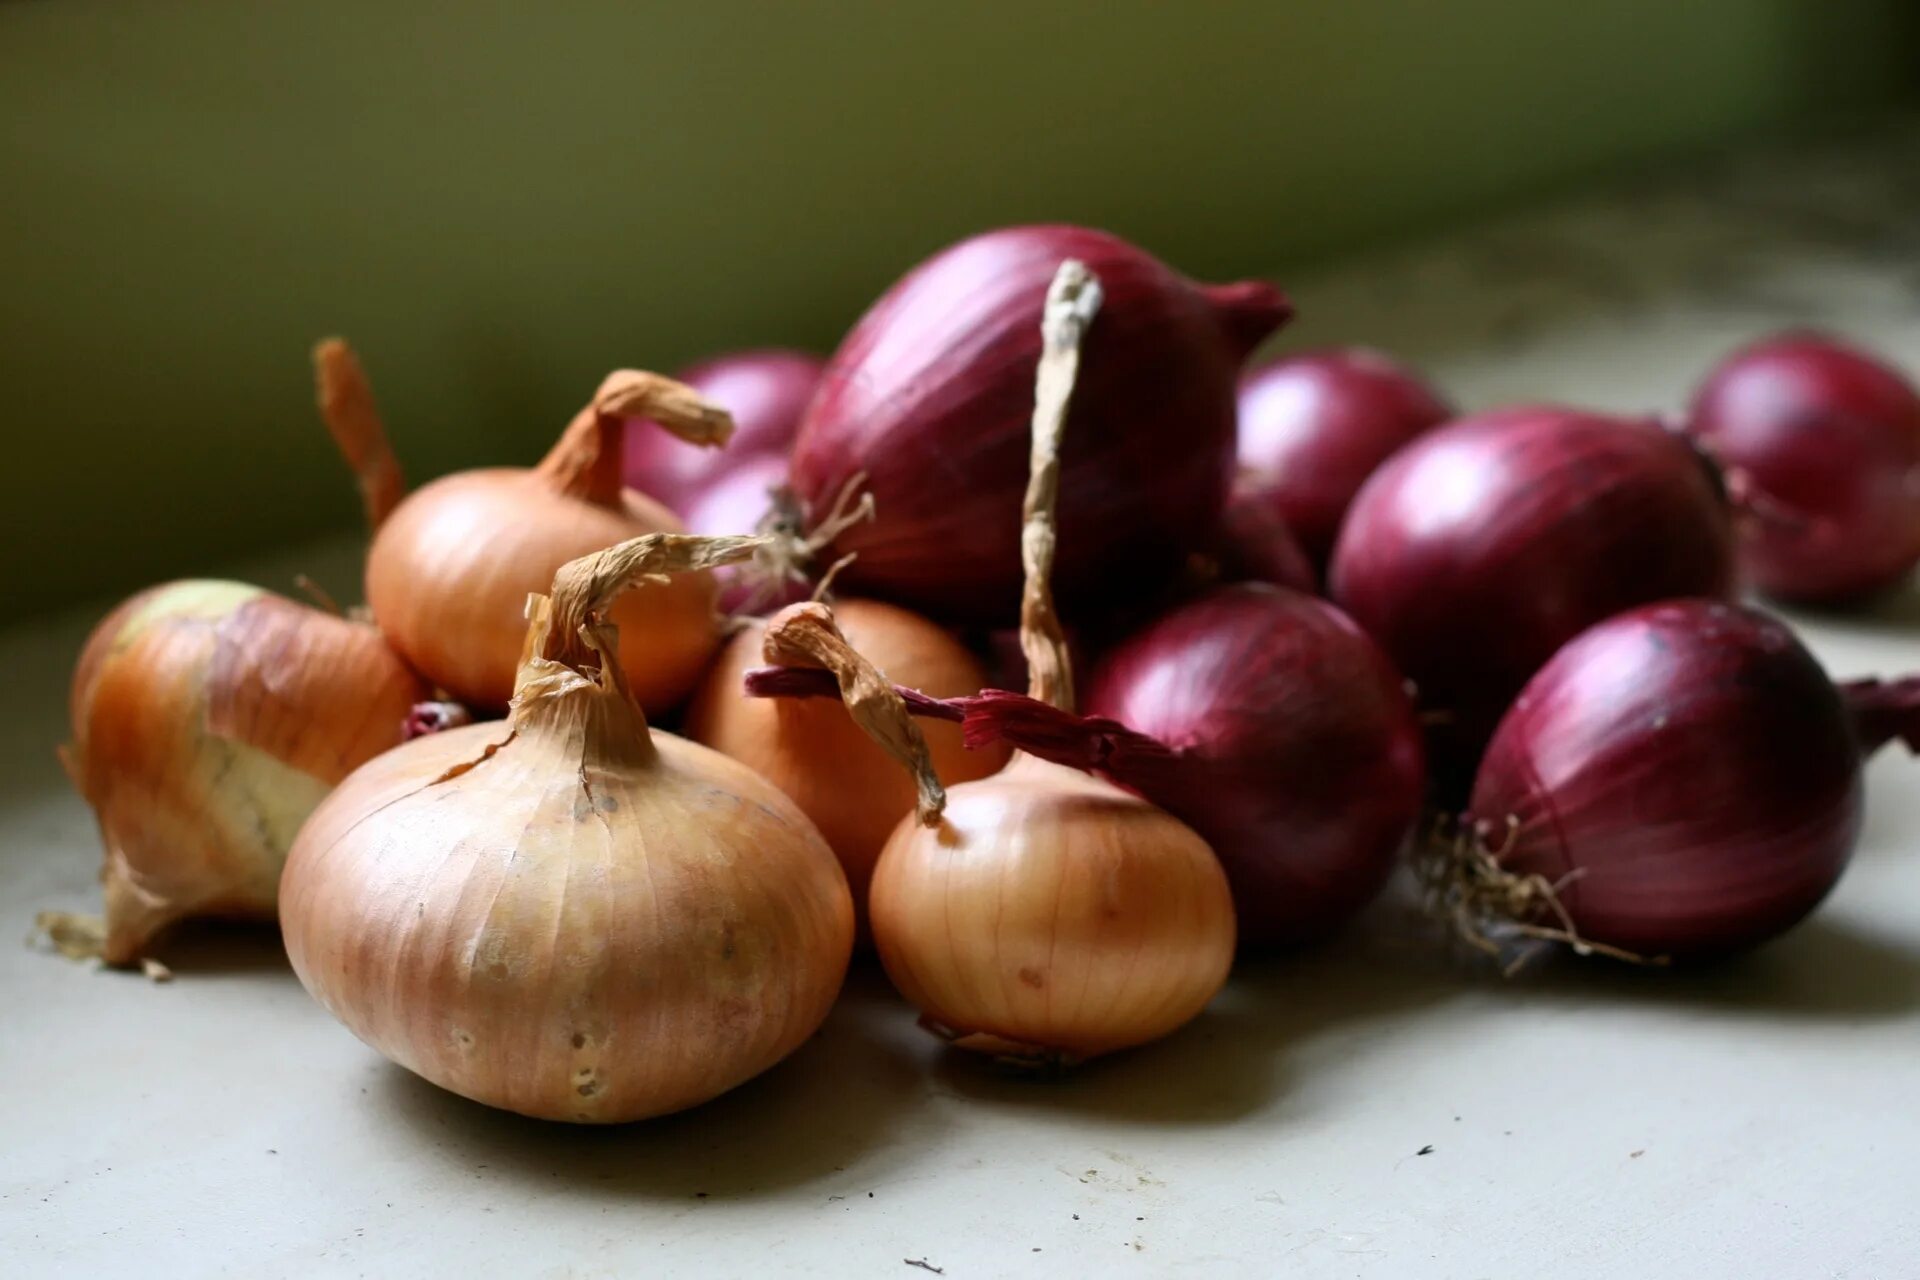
[
  {"left": 1329, "top": 405, "right": 1737, "bottom": 778},
  {"left": 750, "top": 583, "right": 1426, "bottom": 947},
  {"left": 1212, "top": 468, "right": 1317, "bottom": 594},
  {"left": 787, "top": 225, "right": 1291, "bottom": 623},
  {"left": 1451, "top": 599, "right": 1913, "bottom": 961},
  {"left": 1687, "top": 332, "right": 1920, "bottom": 603},
  {"left": 621, "top": 349, "right": 823, "bottom": 512},
  {"left": 681, "top": 452, "right": 809, "bottom": 615},
  {"left": 1236, "top": 347, "right": 1451, "bottom": 567}
]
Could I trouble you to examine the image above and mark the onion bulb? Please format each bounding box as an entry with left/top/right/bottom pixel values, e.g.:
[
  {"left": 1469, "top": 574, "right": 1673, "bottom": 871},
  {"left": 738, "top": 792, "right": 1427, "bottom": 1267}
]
[
  {"left": 1432, "top": 599, "right": 1914, "bottom": 963},
  {"left": 686, "top": 598, "right": 1008, "bottom": 910},
  {"left": 61, "top": 580, "right": 427, "bottom": 966},
  {"left": 280, "top": 534, "right": 853, "bottom": 1123},
  {"left": 786, "top": 224, "right": 1290, "bottom": 624},
  {"left": 621, "top": 349, "right": 822, "bottom": 515},
  {"left": 854, "top": 262, "right": 1235, "bottom": 1065},
  {"left": 322, "top": 341, "right": 734, "bottom": 712}
]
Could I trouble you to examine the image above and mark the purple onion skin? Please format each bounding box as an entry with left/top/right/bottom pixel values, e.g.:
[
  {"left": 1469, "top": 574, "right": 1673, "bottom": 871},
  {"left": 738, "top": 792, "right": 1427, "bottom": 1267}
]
[
  {"left": 1469, "top": 600, "right": 1862, "bottom": 957},
  {"left": 1086, "top": 584, "right": 1425, "bottom": 947},
  {"left": 1237, "top": 348, "right": 1452, "bottom": 567},
  {"left": 790, "top": 225, "right": 1290, "bottom": 625},
  {"left": 1329, "top": 406, "right": 1737, "bottom": 779},
  {"left": 681, "top": 452, "right": 808, "bottom": 615},
  {"left": 1215, "top": 469, "right": 1318, "bottom": 594},
  {"left": 1688, "top": 333, "right": 1920, "bottom": 604},
  {"left": 620, "top": 349, "right": 823, "bottom": 513}
]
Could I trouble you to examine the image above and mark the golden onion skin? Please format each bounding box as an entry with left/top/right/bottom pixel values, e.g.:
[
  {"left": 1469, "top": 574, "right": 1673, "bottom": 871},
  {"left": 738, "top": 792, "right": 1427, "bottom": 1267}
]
[
  {"left": 65, "top": 580, "right": 427, "bottom": 965},
  {"left": 869, "top": 755, "right": 1236, "bottom": 1063}
]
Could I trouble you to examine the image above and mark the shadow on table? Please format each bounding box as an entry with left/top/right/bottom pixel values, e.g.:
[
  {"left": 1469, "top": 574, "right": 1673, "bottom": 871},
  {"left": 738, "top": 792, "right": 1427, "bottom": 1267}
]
[
  {"left": 373, "top": 963, "right": 931, "bottom": 1202},
  {"left": 144, "top": 920, "right": 293, "bottom": 976}
]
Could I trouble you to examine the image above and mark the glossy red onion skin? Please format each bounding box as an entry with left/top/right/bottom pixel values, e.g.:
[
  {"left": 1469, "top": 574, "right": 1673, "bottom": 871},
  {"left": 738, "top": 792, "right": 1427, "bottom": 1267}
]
[
  {"left": 1468, "top": 600, "right": 1862, "bottom": 957},
  {"left": 1084, "top": 584, "right": 1425, "bottom": 947},
  {"left": 789, "top": 225, "right": 1290, "bottom": 624},
  {"left": 1688, "top": 333, "right": 1920, "bottom": 603},
  {"left": 620, "top": 349, "right": 823, "bottom": 513},
  {"left": 1215, "top": 470, "right": 1318, "bottom": 594},
  {"left": 681, "top": 452, "right": 809, "bottom": 615},
  {"left": 1329, "top": 406, "right": 1737, "bottom": 776},
  {"left": 1237, "top": 348, "right": 1451, "bottom": 567}
]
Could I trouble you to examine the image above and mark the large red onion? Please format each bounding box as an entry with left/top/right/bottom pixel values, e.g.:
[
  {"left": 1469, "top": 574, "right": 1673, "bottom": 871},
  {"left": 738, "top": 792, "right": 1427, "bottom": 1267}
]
[
  {"left": 1456, "top": 599, "right": 1913, "bottom": 959},
  {"left": 1329, "top": 405, "right": 1737, "bottom": 778},
  {"left": 788, "top": 225, "right": 1291, "bottom": 624},
  {"left": 748, "top": 583, "right": 1426, "bottom": 947},
  {"left": 621, "top": 349, "right": 823, "bottom": 513},
  {"left": 1237, "top": 347, "right": 1451, "bottom": 566},
  {"left": 1687, "top": 332, "right": 1920, "bottom": 603}
]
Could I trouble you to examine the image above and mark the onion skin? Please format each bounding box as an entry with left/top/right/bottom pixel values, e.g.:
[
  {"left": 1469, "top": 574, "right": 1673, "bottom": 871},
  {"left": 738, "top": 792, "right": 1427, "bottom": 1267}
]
[
  {"left": 687, "top": 599, "right": 1008, "bottom": 908},
  {"left": 1330, "top": 406, "right": 1737, "bottom": 773},
  {"left": 789, "top": 225, "right": 1290, "bottom": 623},
  {"left": 66, "top": 581, "right": 427, "bottom": 965},
  {"left": 1466, "top": 600, "right": 1864, "bottom": 958},
  {"left": 282, "top": 538, "right": 853, "bottom": 1124},
  {"left": 1687, "top": 332, "right": 1920, "bottom": 603},
  {"left": 367, "top": 470, "right": 716, "bottom": 713},
  {"left": 1237, "top": 347, "right": 1451, "bottom": 567},
  {"left": 868, "top": 755, "right": 1235, "bottom": 1062},
  {"left": 622, "top": 350, "right": 823, "bottom": 514},
  {"left": 1080, "top": 584, "right": 1424, "bottom": 946}
]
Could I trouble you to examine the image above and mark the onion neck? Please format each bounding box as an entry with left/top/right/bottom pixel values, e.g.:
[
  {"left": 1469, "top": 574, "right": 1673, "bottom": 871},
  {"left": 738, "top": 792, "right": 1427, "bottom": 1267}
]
[
  {"left": 1200, "top": 280, "right": 1293, "bottom": 361},
  {"left": 1841, "top": 675, "right": 1920, "bottom": 758},
  {"left": 313, "top": 339, "right": 407, "bottom": 531},
  {"left": 535, "top": 370, "right": 736, "bottom": 508}
]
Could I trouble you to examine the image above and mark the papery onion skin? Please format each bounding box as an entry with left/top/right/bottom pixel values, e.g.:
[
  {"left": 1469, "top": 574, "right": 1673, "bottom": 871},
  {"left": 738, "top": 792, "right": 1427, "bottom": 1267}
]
[
  {"left": 1081, "top": 584, "right": 1424, "bottom": 946},
  {"left": 1237, "top": 347, "right": 1451, "bottom": 567},
  {"left": 1466, "top": 599, "right": 1863, "bottom": 957},
  {"left": 623, "top": 350, "right": 823, "bottom": 513},
  {"left": 868, "top": 755, "right": 1235, "bottom": 1061},
  {"left": 66, "top": 581, "right": 427, "bottom": 965},
  {"left": 789, "top": 225, "right": 1290, "bottom": 623},
  {"left": 282, "top": 539, "right": 853, "bottom": 1124},
  {"left": 1687, "top": 332, "right": 1920, "bottom": 603},
  {"left": 367, "top": 471, "right": 715, "bottom": 712},
  {"left": 687, "top": 599, "right": 1007, "bottom": 907},
  {"left": 1330, "top": 406, "right": 1737, "bottom": 774}
]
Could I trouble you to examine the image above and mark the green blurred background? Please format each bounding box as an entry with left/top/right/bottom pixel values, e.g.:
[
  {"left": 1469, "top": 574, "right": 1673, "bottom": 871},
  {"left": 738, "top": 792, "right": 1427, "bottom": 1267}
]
[{"left": 3, "top": 1, "right": 1915, "bottom": 622}]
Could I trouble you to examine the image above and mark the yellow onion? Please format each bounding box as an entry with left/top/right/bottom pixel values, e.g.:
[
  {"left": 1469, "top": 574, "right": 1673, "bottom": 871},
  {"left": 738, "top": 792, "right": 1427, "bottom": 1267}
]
[
  {"left": 319, "top": 341, "right": 735, "bottom": 713},
  {"left": 280, "top": 534, "right": 854, "bottom": 1123},
  {"left": 860, "top": 261, "right": 1235, "bottom": 1065},
  {"left": 686, "top": 597, "right": 1009, "bottom": 912},
  {"left": 61, "top": 580, "right": 427, "bottom": 966}
]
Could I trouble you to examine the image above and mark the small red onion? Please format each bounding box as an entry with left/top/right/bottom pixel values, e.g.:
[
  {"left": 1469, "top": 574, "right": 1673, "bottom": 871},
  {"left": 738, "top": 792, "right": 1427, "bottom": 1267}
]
[
  {"left": 1687, "top": 332, "right": 1920, "bottom": 603},
  {"left": 788, "top": 225, "right": 1291, "bottom": 624},
  {"left": 681, "top": 452, "right": 811, "bottom": 616},
  {"left": 1212, "top": 469, "right": 1317, "bottom": 594},
  {"left": 621, "top": 349, "right": 823, "bottom": 512},
  {"left": 1237, "top": 347, "right": 1451, "bottom": 567},
  {"left": 1329, "top": 405, "right": 1737, "bottom": 778},
  {"left": 1456, "top": 599, "right": 1910, "bottom": 959}
]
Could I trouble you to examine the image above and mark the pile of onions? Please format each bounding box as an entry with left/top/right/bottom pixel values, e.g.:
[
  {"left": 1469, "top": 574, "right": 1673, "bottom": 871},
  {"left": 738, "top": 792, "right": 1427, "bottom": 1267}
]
[
  {"left": 321, "top": 341, "right": 735, "bottom": 712},
  {"left": 60, "top": 580, "right": 426, "bottom": 966},
  {"left": 1686, "top": 332, "right": 1920, "bottom": 603},
  {"left": 1237, "top": 347, "right": 1451, "bottom": 567},
  {"left": 686, "top": 597, "right": 1009, "bottom": 910},
  {"left": 791, "top": 262, "right": 1235, "bottom": 1064},
  {"left": 280, "top": 534, "right": 853, "bottom": 1123},
  {"left": 1330, "top": 405, "right": 1738, "bottom": 777},
  {"left": 621, "top": 349, "right": 823, "bottom": 515},
  {"left": 785, "top": 224, "right": 1291, "bottom": 623},
  {"left": 1435, "top": 599, "right": 1918, "bottom": 962}
]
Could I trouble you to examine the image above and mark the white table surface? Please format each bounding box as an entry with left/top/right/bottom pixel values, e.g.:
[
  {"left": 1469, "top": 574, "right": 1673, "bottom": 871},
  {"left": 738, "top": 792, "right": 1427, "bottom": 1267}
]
[{"left": 6, "top": 124, "right": 1920, "bottom": 1278}]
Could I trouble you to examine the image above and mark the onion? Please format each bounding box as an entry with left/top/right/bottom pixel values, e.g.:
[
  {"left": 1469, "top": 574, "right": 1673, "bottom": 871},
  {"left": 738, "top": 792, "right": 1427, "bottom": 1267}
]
[
  {"left": 323, "top": 341, "right": 735, "bottom": 713},
  {"left": 59, "top": 580, "right": 426, "bottom": 966},
  {"left": 622, "top": 349, "right": 823, "bottom": 514},
  {"left": 280, "top": 534, "right": 853, "bottom": 1123},
  {"left": 1211, "top": 468, "right": 1317, "bottom": 594},
  {"left": 1237, "top": 347, "right": 1451, "bottom": 567},
  {"left": 1686, "top": 332, "right": 1920, "bottom": 603},
  {"left": 1329, "top": 405, "right": 1737, "bottom": 778},
  {"left": 680, "top": 451, "right": 810, "bottom": 615},
  {"left": 831, "top": 262, "right": 1234, "bottom": 1064},
  {"left": 786, "top": 224, "right": 1291, "bottom": 623},
  {"left": 1437, "top": 599, "right": 1913, "bottom": 962},
  {"left": 686, "top": 597, "right": 1009, "bottom": 908}
]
